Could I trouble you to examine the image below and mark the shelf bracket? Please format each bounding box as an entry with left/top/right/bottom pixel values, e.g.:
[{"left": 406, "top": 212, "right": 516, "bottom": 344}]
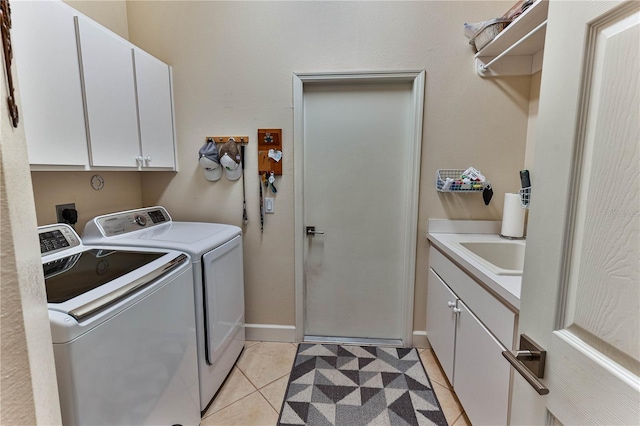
[{"left": 477, "top": 20, "right": 547, "bottom": 77}]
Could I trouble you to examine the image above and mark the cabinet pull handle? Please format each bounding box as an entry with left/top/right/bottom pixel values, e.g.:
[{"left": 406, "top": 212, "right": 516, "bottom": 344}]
[
  {"left": 447, "top": 301, "right": 456, "bottom": 308},
  {"left": 144, "top": 155, "right": 152, "bottom": 163},
  {"left": 452, "top": 307, "right": 461, "bottom": 314}
]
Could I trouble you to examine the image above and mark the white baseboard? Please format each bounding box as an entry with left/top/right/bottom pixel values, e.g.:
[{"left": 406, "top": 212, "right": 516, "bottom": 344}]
[
  {"left": 245, "top": 325, "right": 430, "bottom": 348},
  {"left": 245, "top": 324, "right": 296, "bottom": 343},
  {"left": 412, "top": 331, "right": 430, "bottom": 349}
]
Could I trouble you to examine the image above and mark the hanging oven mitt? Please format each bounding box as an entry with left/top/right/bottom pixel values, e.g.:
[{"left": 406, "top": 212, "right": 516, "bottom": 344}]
[{"left": 483, "top": 184, "right": 493, "bottom": 206}]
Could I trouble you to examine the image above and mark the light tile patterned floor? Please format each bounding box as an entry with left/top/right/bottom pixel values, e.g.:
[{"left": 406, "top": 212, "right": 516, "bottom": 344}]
[{"left": 201, "top": 341, "right": 471, "bottom": 425}]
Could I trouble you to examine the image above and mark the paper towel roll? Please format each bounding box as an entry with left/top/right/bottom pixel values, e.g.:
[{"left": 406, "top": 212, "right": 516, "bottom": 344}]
[{"left": 501, "top": 193, "right": 526, "bottom": 238}]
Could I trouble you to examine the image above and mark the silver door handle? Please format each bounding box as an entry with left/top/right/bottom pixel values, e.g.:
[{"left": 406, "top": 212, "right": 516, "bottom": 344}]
[
  {"left": 502, "top": 334, "right": 549, "bottom": 395},
  {"left": 306, "top": 226, "right": 325, "bottom": 236}
]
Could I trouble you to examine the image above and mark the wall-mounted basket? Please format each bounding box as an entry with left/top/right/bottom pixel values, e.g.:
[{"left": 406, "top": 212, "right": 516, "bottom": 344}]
[
  {"left": 519, "top": 186, "right": 531, "bottom": 208},
  {"left": 436, "top": 169, "right": 490, "bottom": 192}
]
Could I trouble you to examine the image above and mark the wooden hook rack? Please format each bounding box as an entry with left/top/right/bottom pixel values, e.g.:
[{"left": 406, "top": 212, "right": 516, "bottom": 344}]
[
  {"left": 257, "top": 128, "right": 282, "bottom": 175},
  {"left": 206, "top": 136, "right": 250, "bottom": 144}
]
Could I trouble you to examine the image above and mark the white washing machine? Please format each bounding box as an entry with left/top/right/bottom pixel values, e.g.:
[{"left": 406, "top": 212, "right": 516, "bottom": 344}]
[
  {"left": 82, "top": 206, "right": 245, "bottom": 414},
  {"left": 39, "top": 224, "right": 200, "bottom": 425}
]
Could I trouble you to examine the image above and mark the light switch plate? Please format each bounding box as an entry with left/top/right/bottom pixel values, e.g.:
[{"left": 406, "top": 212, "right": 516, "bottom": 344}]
[{"left": 265, "top": 198, "right": 274, "bottom": 214}]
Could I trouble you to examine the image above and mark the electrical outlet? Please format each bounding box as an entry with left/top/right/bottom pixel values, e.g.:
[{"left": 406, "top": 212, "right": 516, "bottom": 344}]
[
  {"left": 56, "top": 203, "right": 76, "bottom": 223},
  {"left": 265, "top": 198, "right": 275, "bottom": 214}
]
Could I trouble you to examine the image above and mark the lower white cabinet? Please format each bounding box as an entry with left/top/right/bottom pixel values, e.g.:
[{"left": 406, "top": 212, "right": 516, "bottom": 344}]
[
  {"left": 426, "top": 269, "right": 457, "bottom": 383},
  {"left": 454, "top": 300, "right": 511, "bottom": 425},
  {"left": 427, "top": 247, "right": 515, "bottom": 425}
]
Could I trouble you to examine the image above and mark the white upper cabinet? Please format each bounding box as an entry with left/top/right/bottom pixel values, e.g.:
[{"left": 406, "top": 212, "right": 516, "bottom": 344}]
[
  {"left": 11, "top": 0, "right": 89, "bottom": 167},
  {"left": 12, "top": 0, "right": 177, "bottom": 171},
  {"left": 76, "top": 16, "right": 140, "bottom": 168},
  {"left": 133, "top": 49, "right": 176, "bottom": 169}
]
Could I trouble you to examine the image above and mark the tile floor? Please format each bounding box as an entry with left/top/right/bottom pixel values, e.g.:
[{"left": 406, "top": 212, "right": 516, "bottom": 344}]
[{"left": 201, "top": 341, "right": 471, "bottom": 426}]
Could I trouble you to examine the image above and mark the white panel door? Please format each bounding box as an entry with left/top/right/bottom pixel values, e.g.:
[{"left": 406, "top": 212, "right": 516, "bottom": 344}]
[
  {"left": 133, "top": 48, "right": 176, "bottom": 169},
  {"left": 302, "top": 82, "right": 412, "bottom": 340},
  {"left": 76, "top": 16, "right": 140, "bottom": 167},
  {"left": 426, "top": 269, "right": 457, "bottom": 384},
  {"left": 511, "top": 1, "right": 640, "bottom": 424},
  {"left": 11, "top": 0, "right": 88, "bottom": 167}
]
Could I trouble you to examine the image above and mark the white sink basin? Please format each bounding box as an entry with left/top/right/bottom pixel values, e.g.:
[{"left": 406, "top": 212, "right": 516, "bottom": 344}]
[{"left": 455, "top": 240, "right": 526, "bottom": 276}]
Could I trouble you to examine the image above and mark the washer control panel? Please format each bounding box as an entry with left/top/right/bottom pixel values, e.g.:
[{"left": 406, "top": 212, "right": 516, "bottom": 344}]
[
  {"left": 95, "top": 207, "right": 171, "bottom": 237},
  {"left": 39, "top": 224, "right": 81, "bottom": 256}
]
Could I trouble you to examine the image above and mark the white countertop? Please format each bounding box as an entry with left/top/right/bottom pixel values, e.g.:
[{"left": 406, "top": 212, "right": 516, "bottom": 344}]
[{"left": 427, "top": 232, "right": 522, "bottom": 311}]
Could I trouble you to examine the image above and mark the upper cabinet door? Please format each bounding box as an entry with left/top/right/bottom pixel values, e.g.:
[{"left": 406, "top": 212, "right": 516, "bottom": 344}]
[
  {"left": 11, "top": 1, "right": 89, "bottom": 167},
  {"left": 76, "top": 16, "right": 140, "bottom": 167},
  {"left": 133, "top": 49, "right": 176, "bottom": 169}
]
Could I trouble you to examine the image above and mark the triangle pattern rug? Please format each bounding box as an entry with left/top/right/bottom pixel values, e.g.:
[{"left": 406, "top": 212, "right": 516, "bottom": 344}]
[{"left": 277, "top": 344, "right": 448, "bottom": 426}]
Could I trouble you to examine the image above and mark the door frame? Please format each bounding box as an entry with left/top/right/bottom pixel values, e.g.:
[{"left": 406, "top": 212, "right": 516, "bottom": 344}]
[{"left": 292, "top": 70, "right": 425, "bottom": 345}]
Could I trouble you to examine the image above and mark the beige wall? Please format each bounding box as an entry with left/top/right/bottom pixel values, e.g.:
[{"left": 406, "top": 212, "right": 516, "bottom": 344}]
[
  {"left": 126, "top": 1, "right": 531, "bottom": 332},
  {"left": 31, "top": 172, "right": 143, "bottom": 229},
  {"left": 63, "top": 0, "right": 130, "bottom": 39},
  {"left": 525, "top": 70, "right": 542, "bottom": 171},
  {"left": 30, "top": 2, "right": 143, "bottom": 229},
  {"left": 1, "top": 39, "right": 61, "bottom": 425}
]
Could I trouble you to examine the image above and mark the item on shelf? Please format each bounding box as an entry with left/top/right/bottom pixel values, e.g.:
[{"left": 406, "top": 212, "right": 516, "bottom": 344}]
[
  {"left": 519, "top": 169, "right": 531, "bottom": 208},
  {"left": 519, "top": 186, "right": 531, "bottom": 208},
  {"left": 501, "top": 193, "right": 526, "bottom": 238},
  {"left": 464, "top": 18, "right": 511, "bottom": 52},
  {"left": 483, "top": 185, "right": 494, "bottom": 206},
  {"left": 502, "top": 0, "right": 535, "bottom": 21},
  {"left": 436, "top": 168, "right": 490, "bottom": 192}
]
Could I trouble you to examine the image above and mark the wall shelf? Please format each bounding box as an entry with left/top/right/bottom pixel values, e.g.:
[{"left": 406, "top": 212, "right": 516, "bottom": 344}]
[
  {"left": 436, "top": 169, "right": 490, "bottom": 193},
  {"left": 475, "top": 0, "right": 549, "bottom": 77}
]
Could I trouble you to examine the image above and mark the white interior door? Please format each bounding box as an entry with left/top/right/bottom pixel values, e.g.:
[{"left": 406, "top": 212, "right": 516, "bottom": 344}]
[
  {"left": 303, "top": 82, "right": 409, "bottom": 341},
  {"left": 511, "top": 1, "right": 639, "bottom": 424},
  {"left": 295, "top": 72, "right": 424, "bottom": 344}
]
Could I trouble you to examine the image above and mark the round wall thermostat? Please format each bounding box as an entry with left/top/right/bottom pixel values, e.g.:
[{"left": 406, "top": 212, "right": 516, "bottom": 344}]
[{"left": 91, "top": 174, "right": 104, "bottom": 190}]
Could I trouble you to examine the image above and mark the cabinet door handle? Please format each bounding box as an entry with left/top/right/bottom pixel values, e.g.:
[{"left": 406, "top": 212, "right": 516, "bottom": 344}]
[
  {"left": 144, "top": 155, "right": 152, "bottom": 163},
  {"left": 452, "top": 307, "right": 461, "bottom": 314},
  {"left": 447, "top": 301, "right": 456, "bottom": 308}
]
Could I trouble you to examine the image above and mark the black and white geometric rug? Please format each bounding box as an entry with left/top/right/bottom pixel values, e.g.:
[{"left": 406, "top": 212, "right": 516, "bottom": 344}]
[{"left": 277, "top": 343, "right": 448, "bottom": 426}]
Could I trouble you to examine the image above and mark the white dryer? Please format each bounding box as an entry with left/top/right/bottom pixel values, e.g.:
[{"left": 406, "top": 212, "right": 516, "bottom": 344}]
[
  {"left": 83, "top": 206, "right": 245, "bottom": 413},
  {"left": 39, "top": 224, "right": 199, "bottom": 425}
]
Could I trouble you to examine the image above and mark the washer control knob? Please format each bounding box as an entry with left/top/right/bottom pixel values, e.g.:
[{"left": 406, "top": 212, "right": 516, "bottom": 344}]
[{"left": 134, "top": 215, "right": 147, "bottom": 226}]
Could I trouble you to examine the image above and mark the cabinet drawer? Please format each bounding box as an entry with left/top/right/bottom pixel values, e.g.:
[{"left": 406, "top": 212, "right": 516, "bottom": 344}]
[{"left": 430, "top": 246, "right": 516, "bottom": 348}]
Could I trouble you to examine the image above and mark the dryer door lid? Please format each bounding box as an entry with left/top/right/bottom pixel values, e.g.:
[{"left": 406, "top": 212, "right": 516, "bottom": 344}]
[{"left": 202, "top": 236, "right": 244, "bottom": 364}]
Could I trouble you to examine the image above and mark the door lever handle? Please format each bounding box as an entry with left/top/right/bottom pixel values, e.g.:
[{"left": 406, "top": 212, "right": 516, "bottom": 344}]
[
  {"left": 306, "top": 226, "right": 325, "bottom": 236},
  {"left": 502, "top": 334, "right": 549, "bottom": 395}
]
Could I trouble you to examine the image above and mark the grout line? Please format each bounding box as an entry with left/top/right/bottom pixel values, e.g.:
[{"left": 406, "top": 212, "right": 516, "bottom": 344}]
[
  {"left": 428, "top": 374, "right": 451, "bottom": 390},
  {"left": 421, "top": 350, "right": 453, "bottom": 390},
  {"left": 257, "top": 371, "right": 290, "bottom": 391},
  {"left": 202, "top": 367, "right": 258, "bottom": 417},
  {"left": 236, "top": 364, "right": 261, "bottom": 391},
  {"left": 452, "top": 411, "right": 464, "bottom": 426},
  {"left": 259, "top": 387, "right": 283, "bottom": 414},
  {"left": 202, "top": 388, "right": 260, "bottom": 420}
]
